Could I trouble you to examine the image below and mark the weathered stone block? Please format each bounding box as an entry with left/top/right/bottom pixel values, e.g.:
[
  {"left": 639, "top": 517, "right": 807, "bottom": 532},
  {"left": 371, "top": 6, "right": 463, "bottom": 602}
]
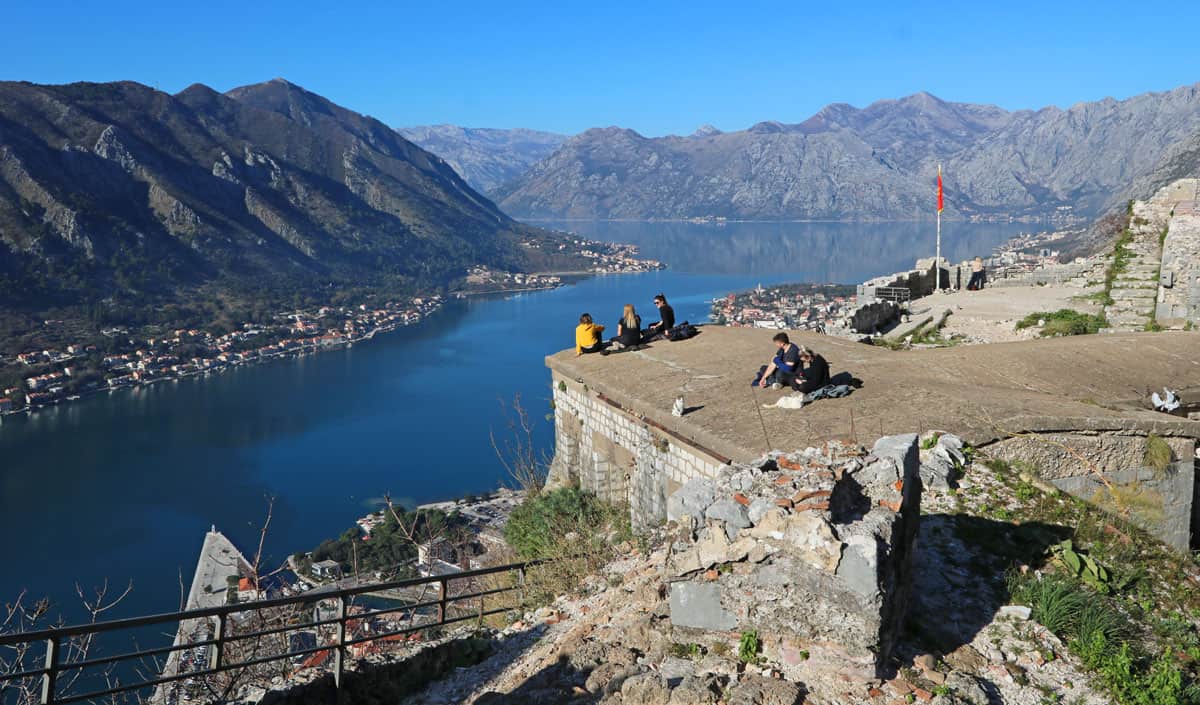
[
  {"left": 668, "top": 478, "right": 717, "bottom": 523},
  {"left": 669, "top": 582, "right": 737, "bottom": 631}
]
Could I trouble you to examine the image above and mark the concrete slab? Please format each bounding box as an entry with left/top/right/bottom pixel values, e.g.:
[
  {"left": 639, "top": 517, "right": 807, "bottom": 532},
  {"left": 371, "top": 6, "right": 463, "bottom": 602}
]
[
  {"left": 913, "top": 285, "right": 1103, "bottom": 344},
  {"left": 547, "top": 327, "right": 1200, "bottom": 463}
]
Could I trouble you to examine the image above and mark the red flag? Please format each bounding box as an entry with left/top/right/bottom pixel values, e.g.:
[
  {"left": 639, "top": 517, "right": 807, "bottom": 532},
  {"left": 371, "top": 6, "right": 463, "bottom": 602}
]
[{"left": 937, "top": 165, "right": 944, "bottom": 213}]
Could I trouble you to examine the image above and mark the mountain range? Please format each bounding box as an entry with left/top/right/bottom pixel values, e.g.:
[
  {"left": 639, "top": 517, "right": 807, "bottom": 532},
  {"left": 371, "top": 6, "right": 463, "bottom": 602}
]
[
  {"left": 417, "top": 86, "right": 1200, "bottom": 221},
  {"left": 0, "top": 79, "right": 574, "bottom": 317},
  {"left": 395, "top": 125, "right": 566, "bottom": 194}
]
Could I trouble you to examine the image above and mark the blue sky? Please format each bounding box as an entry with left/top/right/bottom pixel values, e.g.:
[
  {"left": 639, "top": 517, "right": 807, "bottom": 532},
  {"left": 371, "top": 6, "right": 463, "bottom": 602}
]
[{"left": 5, "top": 0, "right": 1200, "bottom": 136}]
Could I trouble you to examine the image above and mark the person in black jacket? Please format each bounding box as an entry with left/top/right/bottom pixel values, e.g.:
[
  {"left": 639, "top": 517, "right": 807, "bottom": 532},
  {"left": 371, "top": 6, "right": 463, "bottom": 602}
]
[
  {"left": 614, "top": 304, "right": 642, "bottom": 349},
  {"left": 643, "top": 293, "right": 676, "bottom": 341},
  {"left": 793, "top": 347, "right": 831, "bottom": 394}
]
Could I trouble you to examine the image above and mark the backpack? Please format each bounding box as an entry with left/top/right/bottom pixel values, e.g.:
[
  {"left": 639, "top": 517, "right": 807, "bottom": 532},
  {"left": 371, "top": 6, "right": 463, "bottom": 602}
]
[{"left": 665, "top": 321, "right": 699, "bottom": 341}]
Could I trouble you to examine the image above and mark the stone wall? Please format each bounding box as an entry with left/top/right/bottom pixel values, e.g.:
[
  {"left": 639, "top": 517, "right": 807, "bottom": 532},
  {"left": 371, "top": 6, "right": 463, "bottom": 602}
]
[
  {"left": 547, "top": 372, "right": 729, "bottom": 530},
  {"left": 985, "top": 432, "right": 1197, "bottom": 550},
  {"left": 861, "top": 260, "right": 942, "bottom": 299},
  {"left": 664, "top": 434, "right": 923, "bottom": 681},
  {"left": 987, "top": 259, "right": 1104, "bottom": 288},
  {"left": 1132, "top": 178, "right": 1200, "bottom": 328}
]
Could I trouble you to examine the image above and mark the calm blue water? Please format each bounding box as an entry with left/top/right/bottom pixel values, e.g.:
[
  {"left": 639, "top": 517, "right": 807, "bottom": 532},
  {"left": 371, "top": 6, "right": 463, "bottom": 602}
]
[{"left": 0, "top": 220, "right": 1027, "bottom": 624}]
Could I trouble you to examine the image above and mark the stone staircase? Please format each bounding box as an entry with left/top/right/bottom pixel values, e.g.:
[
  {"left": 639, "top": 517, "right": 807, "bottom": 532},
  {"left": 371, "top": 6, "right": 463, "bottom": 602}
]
[{"left": 1103, "top": 201, "right": 1167, "bottom": 331}]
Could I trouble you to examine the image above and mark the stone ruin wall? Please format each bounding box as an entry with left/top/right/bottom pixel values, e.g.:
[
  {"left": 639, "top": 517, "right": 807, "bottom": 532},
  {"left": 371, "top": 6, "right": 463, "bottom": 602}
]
[
  {"left": 663, "top": 434, "right": 927, "bottom": 681},
  {"left": 1154, "top": 179, "right": 1200, "bottom": 327},
  {"left": 983, "top": 431, "right": 1197, "bottom": 551},
  {"left": 547, "top": 372, "right": 729, "bottom": 530}
]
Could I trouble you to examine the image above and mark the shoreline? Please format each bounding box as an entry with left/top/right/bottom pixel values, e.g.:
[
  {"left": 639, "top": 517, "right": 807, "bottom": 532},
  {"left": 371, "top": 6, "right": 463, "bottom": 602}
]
[
  {"left": 521, "top": 215, "right": 1086, "bottom": 226},
  {"left": 0, "top": 315, "right": 426, "bottom": 417},
  {"left": 0, "top": 265, "right": 666, "bottom": 419}
]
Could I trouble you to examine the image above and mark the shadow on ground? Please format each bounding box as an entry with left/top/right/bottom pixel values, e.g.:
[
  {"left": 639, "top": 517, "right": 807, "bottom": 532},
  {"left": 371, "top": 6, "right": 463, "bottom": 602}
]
[{"left": 890, "top": 513, "right": 1073, "bottom": 699}]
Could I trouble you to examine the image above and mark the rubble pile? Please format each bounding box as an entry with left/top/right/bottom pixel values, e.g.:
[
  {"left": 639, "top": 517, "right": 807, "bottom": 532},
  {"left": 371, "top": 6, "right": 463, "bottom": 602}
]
[{"left": 665, "top": 434, "right": 922, "bottom": 680}]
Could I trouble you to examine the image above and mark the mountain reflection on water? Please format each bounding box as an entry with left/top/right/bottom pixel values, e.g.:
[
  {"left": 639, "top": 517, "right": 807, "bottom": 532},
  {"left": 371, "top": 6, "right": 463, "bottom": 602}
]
[{"left": 535, "top": 219, "right": 1032, "bottom": 280}]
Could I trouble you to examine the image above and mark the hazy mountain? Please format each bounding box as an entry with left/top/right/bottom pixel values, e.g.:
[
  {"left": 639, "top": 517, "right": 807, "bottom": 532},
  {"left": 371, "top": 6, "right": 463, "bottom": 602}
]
[
  {"left": 496, "top": 84, "right": 1200, "bottom": 221},
  {"left": 395, "top": 125, "right": 567, "bottom": 194},
  {"left": 0, "top": 79, "right": 565, "bottom": 313}
]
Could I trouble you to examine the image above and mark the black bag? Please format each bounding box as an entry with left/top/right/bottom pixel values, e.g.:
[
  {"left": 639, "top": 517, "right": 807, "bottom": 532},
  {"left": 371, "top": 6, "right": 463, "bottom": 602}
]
[{"left": 665, "top": 321, "right": 699, "bottom": 341}]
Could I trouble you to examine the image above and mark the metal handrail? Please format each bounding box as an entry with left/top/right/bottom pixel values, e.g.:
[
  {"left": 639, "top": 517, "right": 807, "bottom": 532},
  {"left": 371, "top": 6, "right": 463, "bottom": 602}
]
[{"left": 0, "top": 556, "right": 561, "bottom": 704}]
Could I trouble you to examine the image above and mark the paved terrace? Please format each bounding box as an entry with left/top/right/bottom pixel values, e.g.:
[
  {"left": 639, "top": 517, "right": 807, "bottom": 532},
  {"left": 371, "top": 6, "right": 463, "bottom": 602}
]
[{"left": 546, "top": 327, "right": 1200, "bottom": 463}]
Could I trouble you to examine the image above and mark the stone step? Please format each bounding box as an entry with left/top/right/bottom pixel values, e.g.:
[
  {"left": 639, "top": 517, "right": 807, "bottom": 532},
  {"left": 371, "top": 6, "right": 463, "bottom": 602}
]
[
  {"left": 1105, "top": 315, "right": 1152, "bottom": 329},
  {"left": 1110, "top": 292, "right": 1157, "bottom": 303},
  {"left": 1121, "top": 265, "right": 1161, "bottom": 275},
  {"left": 1106, "top": 302, "right": 1154, "bottom": 312}
]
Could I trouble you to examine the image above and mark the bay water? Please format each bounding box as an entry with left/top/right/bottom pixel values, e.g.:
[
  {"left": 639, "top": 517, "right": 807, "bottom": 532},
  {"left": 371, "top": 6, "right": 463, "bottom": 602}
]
[{"left": 0, "top": 220, "right": 1028, "bottom": 623}]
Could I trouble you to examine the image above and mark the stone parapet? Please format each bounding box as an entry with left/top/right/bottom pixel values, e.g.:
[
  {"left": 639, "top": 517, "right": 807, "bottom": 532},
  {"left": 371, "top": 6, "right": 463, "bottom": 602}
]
[
  {"left": 547, "top": 372, "right": 729, "bottom": 531},
  {"left": 665, "top": 434, "right": 922, "bottom": 680}
]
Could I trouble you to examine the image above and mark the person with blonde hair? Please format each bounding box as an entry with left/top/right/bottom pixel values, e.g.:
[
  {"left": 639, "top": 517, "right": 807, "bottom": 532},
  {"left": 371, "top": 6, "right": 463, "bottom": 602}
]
[{"left": 614, "top": 303, "right": 643, "bottom": 350}]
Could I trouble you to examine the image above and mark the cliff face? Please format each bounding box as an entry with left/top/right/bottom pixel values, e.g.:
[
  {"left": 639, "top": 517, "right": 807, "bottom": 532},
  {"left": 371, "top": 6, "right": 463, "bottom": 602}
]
[
  {"left": 396, "top": 125, "right": 567, "bottom": 195},
  {"left": 0, "top": 79, "right": 547, "bottom": 310},
  {"left": 495, "top": 84, "right": 1200, "bottom": 221}
]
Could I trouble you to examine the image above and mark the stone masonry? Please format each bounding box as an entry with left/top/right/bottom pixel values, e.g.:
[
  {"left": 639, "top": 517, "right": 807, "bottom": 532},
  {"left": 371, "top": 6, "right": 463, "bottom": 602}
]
[
  {"left": 987, "top": 432, "right": 1197, "bottom": 550},
  {"left": 1155, "top": 178, "right": 1200, "bottom": 328},
  {"left": 666, "top": 434, "right": 923, "bottom": 681},
  {"left": 546, "top": 326, "right": 1200, "bottom": 549},
  {"left": 547, "top": 372, "right": 728, "bottom": 531},
  {"left": 1105, "top": 194, "right": 1169, "bottom": 331}
]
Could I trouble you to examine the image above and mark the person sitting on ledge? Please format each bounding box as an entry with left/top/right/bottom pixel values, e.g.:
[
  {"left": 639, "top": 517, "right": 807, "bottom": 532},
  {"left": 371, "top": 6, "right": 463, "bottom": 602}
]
[
  {"left": 642, "top": 293, "right": 675, "bottom": 341},
  {"left": 793, "top": 346, "right": 831, "bottom": 394},
  {"left": 757, "top": 332, "right": 802, "bottom": 389},
  {"left": 575, "top": 313, "right": 606, "bottom": 356},
  {"left": 967, "top": 256, "right": 987, "bottom": 290},
  {"left": 613, "top": 304, "right": 643, "bottom": 350}
]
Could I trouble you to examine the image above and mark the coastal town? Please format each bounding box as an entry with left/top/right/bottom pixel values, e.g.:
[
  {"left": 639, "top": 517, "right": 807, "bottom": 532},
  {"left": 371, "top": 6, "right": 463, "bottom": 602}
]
[
  {"left": 983, "top": 227, "right": 1080, "bottom": 276},
  {"left": 0, "top": 239, "right": 662, "bottom": 416},
  {"left": 0, "top": 296, "right": 446, "bottom": 415},
  {"left": 709, "top": 282, "right": 859, "bottom": 332}
]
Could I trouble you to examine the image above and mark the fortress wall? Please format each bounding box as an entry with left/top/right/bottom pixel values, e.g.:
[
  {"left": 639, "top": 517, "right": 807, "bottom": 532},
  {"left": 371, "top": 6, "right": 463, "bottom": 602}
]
[
  {"left": 547, "top": 371, "right": 728, "bottom": 530},
  {"left": 985, "top": 432, "right": 1196, "bottom": 550}
]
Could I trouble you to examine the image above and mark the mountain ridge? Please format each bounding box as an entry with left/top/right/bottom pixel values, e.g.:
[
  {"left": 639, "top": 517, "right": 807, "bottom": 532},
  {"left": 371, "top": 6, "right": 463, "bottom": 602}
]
[
  {"left": 0, "top": 79, "right": 572, "bottom": 321},
  {"left": 395, "top": 124, "right": 566, "bottom": 195},
  {"left": 490, "top": 83, "right": 1200, "bottom": 221}
]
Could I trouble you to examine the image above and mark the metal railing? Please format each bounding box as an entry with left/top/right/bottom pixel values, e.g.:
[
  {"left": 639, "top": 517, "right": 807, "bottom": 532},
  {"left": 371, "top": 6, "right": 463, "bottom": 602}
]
[
  {"left": 0, "top": 557, "right": 559, "bottom": 705},
  {"left": 869, "top": 286, "right": 912, "bottom": 305}
]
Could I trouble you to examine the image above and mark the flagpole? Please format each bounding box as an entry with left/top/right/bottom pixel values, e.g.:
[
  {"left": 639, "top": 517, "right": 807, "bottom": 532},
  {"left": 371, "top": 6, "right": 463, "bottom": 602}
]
[
  {"left": 936, "top": 203, "right": 941, "bottom": 292},
  {"left": 935, "top": 163, "right": 943, "bottom": 293}
]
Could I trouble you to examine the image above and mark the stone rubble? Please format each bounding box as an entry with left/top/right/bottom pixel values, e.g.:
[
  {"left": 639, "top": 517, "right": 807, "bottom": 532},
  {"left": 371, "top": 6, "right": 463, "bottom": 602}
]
[
  {"left": 666, "top": 435, "right": 922, "bottom": 682},
  {"left": 282, "top": 436, "right": 1114, "bottom": 705}
]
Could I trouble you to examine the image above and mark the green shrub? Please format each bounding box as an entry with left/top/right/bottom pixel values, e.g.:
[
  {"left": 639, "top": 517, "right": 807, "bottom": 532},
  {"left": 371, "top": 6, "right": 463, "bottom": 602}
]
[
  {"left": 504, "top": 486, "right": 627, "bottom": 561},
  {"left": 1015, "top": 309, "right": 1107, "bottom": 337},
  {"left": 1012, "top": 573, "right": 1194, "bottom": 705},
  {"left": 1144, "top": 435, "right": 1174, "bottom": 476},
  {"left": 1011, "top": 575, "right": 1088, "bottom": 635},
  {"left": 670, "top": 642, "right": 702, "bottom": 659},
  {"left": 738, "top": 630, "right": 760, "bottom": 663}
]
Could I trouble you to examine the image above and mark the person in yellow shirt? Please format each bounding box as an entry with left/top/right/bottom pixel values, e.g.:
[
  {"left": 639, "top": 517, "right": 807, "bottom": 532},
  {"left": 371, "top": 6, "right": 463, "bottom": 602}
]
[{"left": 575, "top": 313, "right": 607, "bottom": 356}]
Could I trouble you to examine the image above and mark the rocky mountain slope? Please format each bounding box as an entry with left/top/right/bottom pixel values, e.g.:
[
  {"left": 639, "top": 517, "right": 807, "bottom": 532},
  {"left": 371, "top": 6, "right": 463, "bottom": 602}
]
[
  {"left": 0, "top": 79, "right": 563, "bottom": 314},
  {"left": 396, "top": 125, "right": 566, "bottom": 194},
  {"left": 496, "top": 84, "right": 1200, "bottom": 221}
]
